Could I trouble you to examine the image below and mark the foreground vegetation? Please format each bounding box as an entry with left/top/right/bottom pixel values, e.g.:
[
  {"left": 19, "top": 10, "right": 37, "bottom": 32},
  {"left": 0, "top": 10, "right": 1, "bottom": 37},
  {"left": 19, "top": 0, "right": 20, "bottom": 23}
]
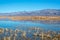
[
  {"left": 0, "top": 16, "right": 60, "bottom": 20},
  {"left": 0, "top": 27, "right": 60, "bottom": 40}
]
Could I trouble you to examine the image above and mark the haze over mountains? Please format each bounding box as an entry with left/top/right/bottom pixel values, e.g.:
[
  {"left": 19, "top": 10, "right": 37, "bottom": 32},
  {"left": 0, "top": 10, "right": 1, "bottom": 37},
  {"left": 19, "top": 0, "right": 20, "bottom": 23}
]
[{"left": 0, "top": 9, "right": 60, "bottom": 16}]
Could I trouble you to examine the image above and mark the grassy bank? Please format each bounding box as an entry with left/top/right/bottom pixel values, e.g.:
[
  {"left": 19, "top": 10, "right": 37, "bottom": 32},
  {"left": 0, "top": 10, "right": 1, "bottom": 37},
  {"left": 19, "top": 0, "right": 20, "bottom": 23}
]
[{"left": 0, "top": 16, "right": 60, "bottom": 21}]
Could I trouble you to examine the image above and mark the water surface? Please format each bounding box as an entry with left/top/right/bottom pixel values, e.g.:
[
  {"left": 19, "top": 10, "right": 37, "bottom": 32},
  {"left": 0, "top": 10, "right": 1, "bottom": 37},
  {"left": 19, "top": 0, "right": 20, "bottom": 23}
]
[{"left": 0, "top": 21, "right": 60, "bottom": 31}]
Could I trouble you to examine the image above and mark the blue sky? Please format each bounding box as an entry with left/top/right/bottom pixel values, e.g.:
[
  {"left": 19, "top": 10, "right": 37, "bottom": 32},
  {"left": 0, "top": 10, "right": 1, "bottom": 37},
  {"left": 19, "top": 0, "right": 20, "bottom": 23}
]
[{"left": 0, "top": 0, "right": 60, "bottom": 13}]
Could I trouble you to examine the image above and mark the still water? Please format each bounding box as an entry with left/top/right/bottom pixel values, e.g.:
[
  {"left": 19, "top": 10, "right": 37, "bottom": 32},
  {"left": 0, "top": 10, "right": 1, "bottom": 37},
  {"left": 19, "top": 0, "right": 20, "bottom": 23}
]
[{"left": 0, "top": 21, "right": 60, "bottom": 31}]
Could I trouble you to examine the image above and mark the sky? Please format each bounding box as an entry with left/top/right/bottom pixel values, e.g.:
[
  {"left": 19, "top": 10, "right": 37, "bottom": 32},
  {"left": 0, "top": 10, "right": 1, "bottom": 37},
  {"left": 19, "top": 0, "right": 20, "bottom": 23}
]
[{"left": 0, "top": 0, "right": 60, "bottom": 13}]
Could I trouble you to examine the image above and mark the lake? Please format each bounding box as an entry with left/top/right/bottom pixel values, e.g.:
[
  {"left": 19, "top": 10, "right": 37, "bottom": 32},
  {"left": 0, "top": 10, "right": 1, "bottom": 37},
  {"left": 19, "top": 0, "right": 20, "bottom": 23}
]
[{"left": 0, "top": 21, "right": 60, "bottom": 31}]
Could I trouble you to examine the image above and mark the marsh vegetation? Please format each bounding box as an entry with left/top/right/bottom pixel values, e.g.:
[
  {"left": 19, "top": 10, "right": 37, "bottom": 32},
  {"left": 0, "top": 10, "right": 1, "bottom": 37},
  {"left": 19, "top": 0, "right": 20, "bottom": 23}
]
[{"left": 0, "top": 27, "right": 60, "bottom": 40}]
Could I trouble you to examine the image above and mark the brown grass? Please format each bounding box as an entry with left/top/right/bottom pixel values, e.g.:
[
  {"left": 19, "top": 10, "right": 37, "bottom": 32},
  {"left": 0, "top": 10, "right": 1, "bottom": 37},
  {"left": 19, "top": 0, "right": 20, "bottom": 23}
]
[{"left": 0, "top": 16, "right": 60, "bottom": 21}]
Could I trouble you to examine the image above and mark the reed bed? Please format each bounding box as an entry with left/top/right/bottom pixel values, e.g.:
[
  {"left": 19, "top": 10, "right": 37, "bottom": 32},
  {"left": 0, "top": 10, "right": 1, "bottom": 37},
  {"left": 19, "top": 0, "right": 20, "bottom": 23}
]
[{"left": 0, "top": 27, "right": 60, "bottom": 40}]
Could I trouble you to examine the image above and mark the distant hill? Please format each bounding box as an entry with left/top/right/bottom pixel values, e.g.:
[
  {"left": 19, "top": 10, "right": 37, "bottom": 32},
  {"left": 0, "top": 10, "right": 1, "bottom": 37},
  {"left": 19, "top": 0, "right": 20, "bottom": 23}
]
[
  {"left": 0, "top": 9, "right": 60, "bottom": 24},
  {"left": 0, "top": 9, "right": 60, "bottom": 16}
]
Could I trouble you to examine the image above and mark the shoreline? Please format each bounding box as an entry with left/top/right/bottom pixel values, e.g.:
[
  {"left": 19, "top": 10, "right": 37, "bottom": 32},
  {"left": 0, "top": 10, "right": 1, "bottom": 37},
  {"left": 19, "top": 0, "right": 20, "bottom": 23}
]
[{"left": 0, "top": 16, "right": 60, "bottom": 21}]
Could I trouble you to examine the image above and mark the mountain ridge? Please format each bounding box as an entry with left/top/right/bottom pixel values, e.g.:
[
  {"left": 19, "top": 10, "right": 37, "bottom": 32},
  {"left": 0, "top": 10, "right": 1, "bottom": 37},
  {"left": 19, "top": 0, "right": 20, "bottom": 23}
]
[{"left": 0, "top": 9, "right": 60, "bottom": 16}]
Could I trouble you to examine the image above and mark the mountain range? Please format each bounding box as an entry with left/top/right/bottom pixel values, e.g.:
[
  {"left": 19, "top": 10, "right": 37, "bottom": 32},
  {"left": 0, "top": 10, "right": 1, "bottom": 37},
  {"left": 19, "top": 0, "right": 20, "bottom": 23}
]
[
  {"left": 0, "top": 9, "right": 60, "bottom": 24},
  {"left": 0, "top": 9, "right": 60, "bottom": 16}
]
